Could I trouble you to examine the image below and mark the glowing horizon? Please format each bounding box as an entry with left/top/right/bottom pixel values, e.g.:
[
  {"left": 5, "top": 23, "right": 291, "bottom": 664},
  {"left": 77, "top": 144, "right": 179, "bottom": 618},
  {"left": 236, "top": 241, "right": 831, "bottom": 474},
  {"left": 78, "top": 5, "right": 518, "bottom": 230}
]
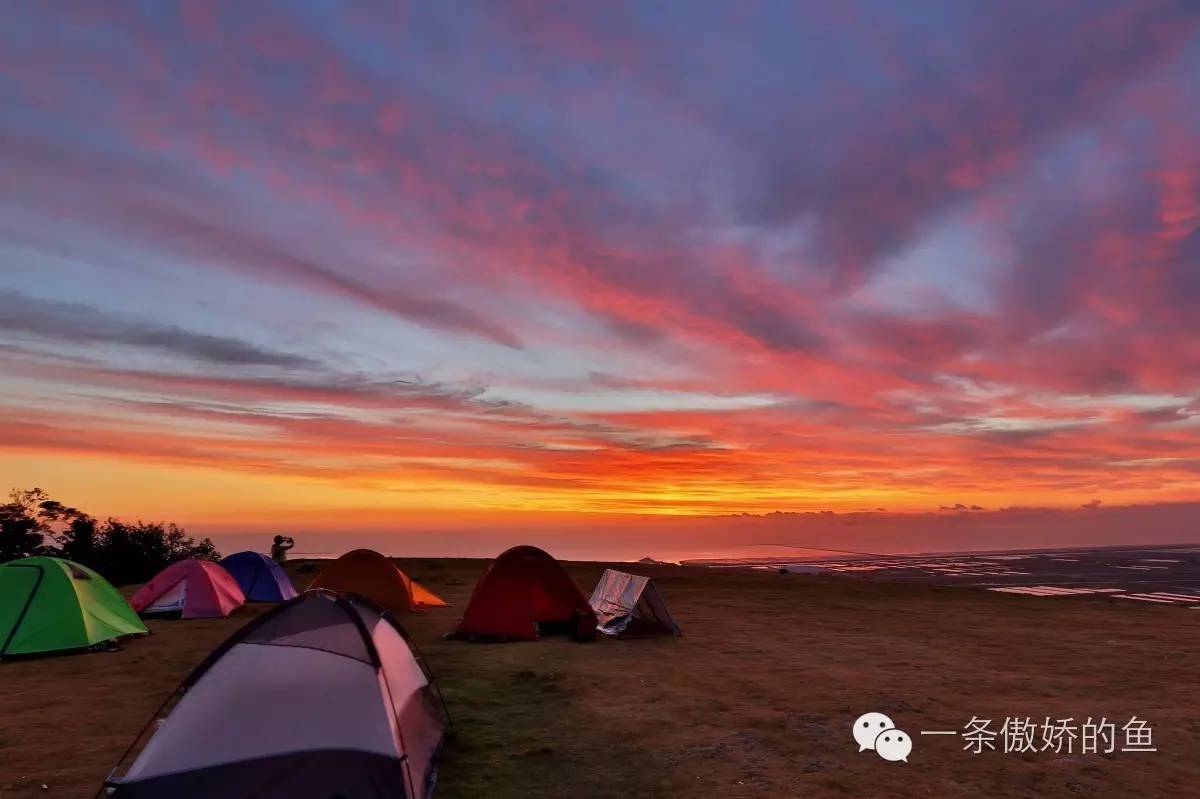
[{"left": 2, "top": 3, "right": 1199, "bottom": 544}]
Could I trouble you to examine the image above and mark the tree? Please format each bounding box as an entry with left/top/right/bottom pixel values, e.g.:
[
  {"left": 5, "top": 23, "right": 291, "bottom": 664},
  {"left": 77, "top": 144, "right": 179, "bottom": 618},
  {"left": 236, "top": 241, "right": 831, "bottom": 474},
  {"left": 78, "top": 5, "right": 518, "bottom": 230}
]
[
  {"left": 36, "top": 495, "right": 97, "bottom": 564},
  {"left": 2, "top": 487, "right": 221, "bottom": 585},
  {"left": 0, "top": 488, "right": 52, "bottom": 562}
]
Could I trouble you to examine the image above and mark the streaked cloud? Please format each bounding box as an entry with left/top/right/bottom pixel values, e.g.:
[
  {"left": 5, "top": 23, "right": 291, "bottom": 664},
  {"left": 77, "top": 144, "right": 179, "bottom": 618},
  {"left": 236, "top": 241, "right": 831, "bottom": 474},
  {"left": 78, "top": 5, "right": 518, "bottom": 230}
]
[
  {"left": 0, "top": 2, "right": 1198, "bottom": 533},
  {"left": 0, "top": 291, "right": 319, "bottom": 368}
]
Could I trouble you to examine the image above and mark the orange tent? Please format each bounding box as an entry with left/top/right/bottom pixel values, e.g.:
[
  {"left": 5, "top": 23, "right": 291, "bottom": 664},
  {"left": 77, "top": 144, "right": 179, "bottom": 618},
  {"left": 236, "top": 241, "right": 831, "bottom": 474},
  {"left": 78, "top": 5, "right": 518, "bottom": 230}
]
[{"left": 306, "top": 549, "right": 447, "bottom": 613}]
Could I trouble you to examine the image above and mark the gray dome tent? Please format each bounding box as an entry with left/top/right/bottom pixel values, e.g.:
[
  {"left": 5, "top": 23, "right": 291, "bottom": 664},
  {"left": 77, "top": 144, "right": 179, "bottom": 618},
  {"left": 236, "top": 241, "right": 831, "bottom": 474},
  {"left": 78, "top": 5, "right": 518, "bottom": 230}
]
[{"left": 104, "top": 590, "right": 448, "bottom": 798}]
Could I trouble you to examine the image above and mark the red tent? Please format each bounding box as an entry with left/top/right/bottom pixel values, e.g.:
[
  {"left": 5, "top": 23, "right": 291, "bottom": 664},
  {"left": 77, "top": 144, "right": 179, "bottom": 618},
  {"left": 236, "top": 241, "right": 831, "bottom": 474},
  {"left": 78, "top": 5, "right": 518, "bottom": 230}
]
[
  {"left": 452, "top": 546, "right": 596, "bottom": 641},
  {"left": 131, "top": 559, "right": 245, "bottom": 619}
]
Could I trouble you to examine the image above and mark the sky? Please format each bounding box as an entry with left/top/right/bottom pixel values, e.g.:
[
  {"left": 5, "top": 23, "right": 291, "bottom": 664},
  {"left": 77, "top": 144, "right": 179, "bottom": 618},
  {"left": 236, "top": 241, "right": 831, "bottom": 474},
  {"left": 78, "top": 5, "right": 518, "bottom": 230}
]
[{"left": 2, "top": 2, "right": 1199, "bottom": 557}]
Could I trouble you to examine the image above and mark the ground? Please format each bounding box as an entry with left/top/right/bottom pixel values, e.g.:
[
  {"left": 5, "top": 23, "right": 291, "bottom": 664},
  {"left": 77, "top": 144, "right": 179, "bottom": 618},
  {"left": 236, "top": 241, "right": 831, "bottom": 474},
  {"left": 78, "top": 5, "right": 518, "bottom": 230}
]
[{"left": 1, "top": 559, "right": 1196, "bottom": 798}]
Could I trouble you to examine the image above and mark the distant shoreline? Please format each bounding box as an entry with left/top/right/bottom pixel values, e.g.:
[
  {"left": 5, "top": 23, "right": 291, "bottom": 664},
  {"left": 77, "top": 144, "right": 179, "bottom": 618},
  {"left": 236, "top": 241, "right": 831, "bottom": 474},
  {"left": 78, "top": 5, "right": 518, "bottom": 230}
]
[{"left": 680, "top": 540, "right": 1200, "bottom": 566}]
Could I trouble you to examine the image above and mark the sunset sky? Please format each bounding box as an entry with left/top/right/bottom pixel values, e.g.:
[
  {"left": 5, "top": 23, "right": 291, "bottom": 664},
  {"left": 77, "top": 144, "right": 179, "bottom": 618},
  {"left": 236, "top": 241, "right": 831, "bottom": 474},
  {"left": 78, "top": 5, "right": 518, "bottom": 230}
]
[{"left": 2, "top": 3, "right": 1199, "bottom": 555}]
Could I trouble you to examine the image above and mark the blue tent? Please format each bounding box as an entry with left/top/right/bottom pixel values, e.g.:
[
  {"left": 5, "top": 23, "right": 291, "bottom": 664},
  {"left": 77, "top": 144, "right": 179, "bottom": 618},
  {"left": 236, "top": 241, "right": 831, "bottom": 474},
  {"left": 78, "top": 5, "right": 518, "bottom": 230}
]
[{"left": 218, "top": 551, "right": 298, "bottom": 603}]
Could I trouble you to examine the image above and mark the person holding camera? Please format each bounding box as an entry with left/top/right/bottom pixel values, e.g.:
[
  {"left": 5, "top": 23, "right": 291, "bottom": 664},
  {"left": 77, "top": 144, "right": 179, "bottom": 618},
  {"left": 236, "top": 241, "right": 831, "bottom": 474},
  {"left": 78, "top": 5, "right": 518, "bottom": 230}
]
[{"left": 270, "top": 534, "right": 295, "bottom": 565}]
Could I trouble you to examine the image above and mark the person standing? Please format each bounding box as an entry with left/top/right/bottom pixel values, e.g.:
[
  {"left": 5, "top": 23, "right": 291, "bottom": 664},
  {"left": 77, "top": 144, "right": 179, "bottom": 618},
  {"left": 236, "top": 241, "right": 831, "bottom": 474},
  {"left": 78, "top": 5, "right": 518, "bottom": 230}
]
[{"left": 270, "top": 535, "right": 295, "bottom": 564}]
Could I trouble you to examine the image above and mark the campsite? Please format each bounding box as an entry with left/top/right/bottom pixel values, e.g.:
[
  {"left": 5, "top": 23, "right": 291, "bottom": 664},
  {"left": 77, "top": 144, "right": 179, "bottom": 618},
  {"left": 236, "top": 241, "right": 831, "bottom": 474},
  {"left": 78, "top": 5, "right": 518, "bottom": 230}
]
[
  {"left": 4, "top": 2, "right": 1200, "bottom": 796},
  {"left": 1, "top": 555, "right": 1197, "bottom": 798}
]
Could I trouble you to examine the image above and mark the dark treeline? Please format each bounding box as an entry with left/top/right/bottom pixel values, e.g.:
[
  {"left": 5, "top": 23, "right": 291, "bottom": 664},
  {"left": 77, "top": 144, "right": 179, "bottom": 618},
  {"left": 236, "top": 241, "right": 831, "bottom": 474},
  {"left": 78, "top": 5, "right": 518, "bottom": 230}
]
[{"left": 0, "top": 487, "right": 219, "bottom": 585}]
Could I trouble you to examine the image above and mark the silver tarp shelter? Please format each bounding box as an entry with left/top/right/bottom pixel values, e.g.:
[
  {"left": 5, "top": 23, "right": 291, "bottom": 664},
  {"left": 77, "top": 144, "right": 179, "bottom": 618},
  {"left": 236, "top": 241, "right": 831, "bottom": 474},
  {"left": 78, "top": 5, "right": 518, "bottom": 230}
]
[{"left": 588, "top": 569, "right": 681, "bottom": 636}]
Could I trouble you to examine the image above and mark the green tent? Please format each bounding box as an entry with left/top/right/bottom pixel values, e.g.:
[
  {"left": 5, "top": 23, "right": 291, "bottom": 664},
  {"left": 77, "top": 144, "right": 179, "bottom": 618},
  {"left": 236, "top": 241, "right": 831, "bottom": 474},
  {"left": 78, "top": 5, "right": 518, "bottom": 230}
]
[{"left": 0, "top": 556, "right": 147, "bottom": 658}]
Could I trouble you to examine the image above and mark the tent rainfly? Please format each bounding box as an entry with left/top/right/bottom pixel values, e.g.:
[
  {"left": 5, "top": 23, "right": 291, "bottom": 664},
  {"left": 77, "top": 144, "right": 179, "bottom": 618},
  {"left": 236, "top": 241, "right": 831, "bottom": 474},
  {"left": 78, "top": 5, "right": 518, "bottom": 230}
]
[
  {"left": 219, "top": 551, "right": 298, "bottom": 603},
  {"left": 451, "top": 545, "right": 596, "bottom": 642},
  {"left": 306, "top": 549, "right": 447, "bottom": 614},
  {"left": 588, "top": 569, "right": 681, "bottom": 637},
  {"left": 0, "top": 556, "right": 147, "bottom": 658},
  {"left": 131, "top": 559, "right": 245, "bottom": 619},
  {"left": 104, "top": 590, "right": 449, "bottom": 799}
]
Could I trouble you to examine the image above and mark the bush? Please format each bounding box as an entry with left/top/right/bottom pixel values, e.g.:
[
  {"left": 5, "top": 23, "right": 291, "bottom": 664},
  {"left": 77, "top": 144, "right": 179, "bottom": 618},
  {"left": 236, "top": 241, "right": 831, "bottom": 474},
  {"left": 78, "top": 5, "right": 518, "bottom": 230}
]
[
  {"left": 0, "top": 487, "right": 220, "bottom": 585},
  {"left": 73, "top": 519, "right": 220, "bottom": 586}
]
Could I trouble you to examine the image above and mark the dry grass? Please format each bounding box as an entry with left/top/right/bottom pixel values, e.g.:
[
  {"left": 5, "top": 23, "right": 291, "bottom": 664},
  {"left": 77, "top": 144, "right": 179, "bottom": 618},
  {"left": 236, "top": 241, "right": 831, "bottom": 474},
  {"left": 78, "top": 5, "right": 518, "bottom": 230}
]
[{"left": 1, "top": 559, "right": 1196, "bottom": 797}]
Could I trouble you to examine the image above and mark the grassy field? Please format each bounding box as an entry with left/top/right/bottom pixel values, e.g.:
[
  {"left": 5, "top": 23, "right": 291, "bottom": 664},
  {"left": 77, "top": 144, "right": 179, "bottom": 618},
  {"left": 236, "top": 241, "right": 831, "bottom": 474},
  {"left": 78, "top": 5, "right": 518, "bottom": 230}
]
[{"left": 1, "top": 559, "right": 1197, "bottom": 797}]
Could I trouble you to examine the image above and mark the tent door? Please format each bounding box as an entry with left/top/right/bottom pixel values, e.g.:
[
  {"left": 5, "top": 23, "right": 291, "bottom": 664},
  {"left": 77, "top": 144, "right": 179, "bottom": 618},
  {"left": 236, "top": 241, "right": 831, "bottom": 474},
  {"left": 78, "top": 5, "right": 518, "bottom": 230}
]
[
  {"left": 0, "top": 564, "right": 43, "bottom": 656},
  {"left": 146, "top": 580, "right": 188, "bottom": 614}
]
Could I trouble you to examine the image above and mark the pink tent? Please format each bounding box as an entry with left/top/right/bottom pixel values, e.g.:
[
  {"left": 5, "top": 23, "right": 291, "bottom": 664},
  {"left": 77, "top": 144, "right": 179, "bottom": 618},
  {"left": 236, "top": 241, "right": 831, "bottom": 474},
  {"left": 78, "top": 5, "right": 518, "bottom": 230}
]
[{"left": 131, "top": 559, "right": 245, "bottom": 619}]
